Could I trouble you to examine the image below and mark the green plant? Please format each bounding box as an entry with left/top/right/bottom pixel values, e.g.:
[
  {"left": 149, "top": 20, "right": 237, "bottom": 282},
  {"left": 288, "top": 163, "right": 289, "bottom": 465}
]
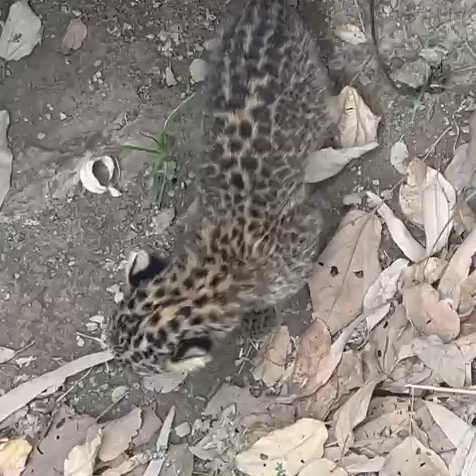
[{"left": 120, "top": 92, "right": 196, "bottom": 207}]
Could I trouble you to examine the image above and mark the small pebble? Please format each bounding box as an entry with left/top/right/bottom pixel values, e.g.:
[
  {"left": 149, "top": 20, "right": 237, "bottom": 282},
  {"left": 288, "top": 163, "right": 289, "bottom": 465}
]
[
  {"left": 37, "top": 132, "right": 46, "bottom": 140},
  {"left": 342, "top": 193, "right": 361, "bottom": 206},
  {"left": 175, "top": 422, "right": 191, "bottom": 438},
  {"left": 111, "top": 385, "right": 129, "bottom": 402},
  {"left": 165, "top": 66, "right": 177, "bottom": 86},
  {"left": 189, "top": 58, "right": 207, "bottom": 83}
]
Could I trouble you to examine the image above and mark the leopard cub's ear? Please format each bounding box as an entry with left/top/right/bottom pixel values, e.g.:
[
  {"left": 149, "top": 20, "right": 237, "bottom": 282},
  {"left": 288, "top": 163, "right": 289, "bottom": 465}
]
[{"left": 124, "top": 250, "right": 171, "bottom": 292}]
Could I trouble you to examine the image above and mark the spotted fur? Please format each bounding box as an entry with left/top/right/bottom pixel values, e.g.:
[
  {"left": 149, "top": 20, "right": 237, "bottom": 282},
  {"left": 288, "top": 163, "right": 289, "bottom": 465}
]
[{"left": 107, "top": 0, "right": 331, "bottom": 374}]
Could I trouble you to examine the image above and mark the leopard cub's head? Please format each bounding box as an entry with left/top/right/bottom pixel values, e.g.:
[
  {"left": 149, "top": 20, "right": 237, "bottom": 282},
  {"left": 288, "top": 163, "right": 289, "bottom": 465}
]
[{"left": 107, "top": 249, "right": 238, "bottom": 375}]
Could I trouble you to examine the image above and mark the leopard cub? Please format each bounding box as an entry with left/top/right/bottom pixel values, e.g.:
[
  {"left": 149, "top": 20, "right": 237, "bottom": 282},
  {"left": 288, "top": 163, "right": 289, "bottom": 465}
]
[{"left": 107, "top": 0, "right": 331, "bottom": 374}]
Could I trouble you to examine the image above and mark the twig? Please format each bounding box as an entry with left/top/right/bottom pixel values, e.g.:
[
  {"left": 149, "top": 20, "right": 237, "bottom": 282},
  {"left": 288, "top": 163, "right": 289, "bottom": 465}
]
[
  {"left": 55, "top": 367, "right": 94, "bottom": 404},
  {"left": 406, "top": 384, "right": 476, "bottom": 396},
  {"left": 0, "top": 341, "right": 36, "bottom": 365},
  {"left": 95, "top": 390, "right": 129, "bottom": 422}
]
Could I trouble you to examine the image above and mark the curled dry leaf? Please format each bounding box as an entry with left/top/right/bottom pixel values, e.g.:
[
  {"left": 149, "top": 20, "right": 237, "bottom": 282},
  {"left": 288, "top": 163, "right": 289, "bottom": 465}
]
[
  {"left": 362, "top": 258, "right": 408, "bottom": 331},
  {"left": 334, "top": 23, "right": 366, "bottom": 45},
  {"left": 98, "top": 408, "right": 142, "bottom": 462},
  {"left": 380, "top": 436, "right": 450, "bottom": 476},
  {"left": 292, "top": 318, "right": 331, "bottom": 389},
  {"left": 299, "top": 459, "right": 347, "bottom": 476},
  {"left": 0, "top": 0, "right": 42, "bottom": 61},
  {"left": 305, "top": 142, "right": 378, "bottom": 183},
  {"left": 235, "top": 418, "right": 328, "bottom": 476},
  {"left": 438, "top": 226, "right": 476, "bottom": 310},
  {"left": 422, "top": 172, "right": 455, "bottom": 255},
  {"left": 412, "top": 338, "right": 466, "bottom": 387},
  {"left": 399, "top": 158, "right": 428, "bottom": 227},
  {"left": 390, "top": 140, "right": 409, "bottom": 175},
  {"left": 309, "top": 210, "right": 381, "bottom": 334},
  {"left": 403, "top": 284, "right": 460, "bottom": 342},
  {"left": 399, "top": 158, "right": 456, "bottom": 246},
  {"left": 253, "top": 326, "right": 292, "bottom": 386},
  {"left": 445, "top": 110, "right": 476, "bottom": 193},
  {"left": 367, "top": 191, "right": 426, "bottom": 262},
  {"left": 334, "top": 379, "right": 380, "bottom": 453},
  {"left": 61, "top": 18, "right": 87, "bottom": 54},
  {"left": 0, "top": 110, "right": 13, "bottom": 210},
  {"left": 0, "top": 438, "right": 32, "bottom": 476},
  {"left": 337, "top": 86, "right": 380, "bottom": 148},
  {"left": 64, "top": 426, "right": 103, "bottom": 476},
  {"left": 102, "top": 453, "right": 150, "bottom": 476},
  {"left": 79, "top": 155, "right": 121, "bottom": 197}
]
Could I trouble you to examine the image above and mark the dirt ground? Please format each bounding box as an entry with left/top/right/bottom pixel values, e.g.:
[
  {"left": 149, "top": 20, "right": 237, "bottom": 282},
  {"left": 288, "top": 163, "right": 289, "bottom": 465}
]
[{"left": 1, "top": 0, "right": 476, "bottom": 455}]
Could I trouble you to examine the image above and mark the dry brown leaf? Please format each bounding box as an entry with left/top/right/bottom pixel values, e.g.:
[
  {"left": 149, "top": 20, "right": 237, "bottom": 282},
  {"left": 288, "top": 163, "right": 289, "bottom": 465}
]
[
  {"left": 369, "top": 304, "right": 414, "bottom": 376},
  {"left": 367, "top": 191, "right": 426, "bottom": 262},
  {"left": 380, "top": 436, "right": 450, "bottom": 476},
  {"left": 253, "top": 326, "right": 291, "bottom": 386},
  {"left": 98, "top": 408, "right": 142, "bottom": 462},
  {"left": 412, "top": 338, "right": 466, "bottom": 387},
  {"left": 353, "top": 408, "right": 427, "bottom": 456},
  {"left": 25, "top": 406, "right": 96, "bottom": 475},
  {"left": 64, "top": 425, "right": 103, "bottom": 476},
  {"left": 455, "top": 330, "right": 476, "bottom": 362},
  {"left": 438, "top": 226, "right": 476, "bottom": 309},
  {"left": 337, "top": 86, "right": 380, "bottom": 147},
  {"left": 235, "top": 418, "right": 328, "bottom": 476},
  {"left": 61, "top": 19, "right": 88, "bottom": 54},
  {"left": 450, "top": 428, "right": 476, "bottom": 476},
  {"left": 334, "top": 379, "right": 380, "bottom": 453},
  {"left": 131, "top": 405, "right": 162, "bottom": 448},
  {"left": 402, "top": 257, "right": 447, "bottom": 287},
  {"left": 337, "top": 351, "right": 363, "bottom": 395},
  {"left": 445, "top": 110, "right": 476, "bottom": 192},
  {"left": 309, "top": 210, "right": 381, "bottom": 334},
  {"left": 340, "top": 455, "right": 384, "bottom": 475},
  {"left": 459, "top": 271, "right": 476, "bottom": 317},
  {"left": 161, "top": 444, "right": 193, "bottom": 476},
  {"left": 299, "top": 459, "right": 347, "bottom": 476},
  {"left": 422, "top": 173, "right": 456, "bottom": 255},
  {"left": 425, "top": 401, "right": 471, "bottom": 448},
  {"left": 390, "top": 140, "right": 409, "bottom": 175},
  {"left": 454, "top": 198, "right": 476, "bottom": 236},
  {"left": 305, "top": 143, "right": 378, "bottom": 183},
  {"left": 296, "top": 373, "right": 338, "bottom": 421},
  {"left": 0, "top": 347, "right": 15, "bottom": 364},
  {"left": 0, "top": 438, "right": 32, "bottom": 476},
  {"left": 292, "top": 319, "right": 331, "bottom": 388},
  {"left": 0, "top": 351, "right": 113, "bottom": 424},
  {"left": 403, "top": 284, "right": 460, "bottom": 342},
  {"left": 101, "top": 453, "right": 150, "bottom": 476},
  {"left": 399, "top": 158, "right": 428, "bottom": 227}
]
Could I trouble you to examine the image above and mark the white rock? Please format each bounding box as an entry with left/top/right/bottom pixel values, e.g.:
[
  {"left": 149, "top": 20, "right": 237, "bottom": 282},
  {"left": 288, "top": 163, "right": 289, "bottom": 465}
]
[
  {"left": 189, "top": 58, "right": 207, "bottom": 83},
  {"left": 111, "top": 385, "right": 129, "bottom": 402},
  {"left": 165, "top": 66, "right": 177, "bottom": 86},
  {"left": 175, "top": 422, "right": 191, "bottom": 438}
]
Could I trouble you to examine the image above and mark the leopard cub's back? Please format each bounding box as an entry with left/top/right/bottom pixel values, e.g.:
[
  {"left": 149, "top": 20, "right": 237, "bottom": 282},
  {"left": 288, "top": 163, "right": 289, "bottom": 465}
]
[{"left": 199, "top": 0, "right": 330, "bottom": 221}]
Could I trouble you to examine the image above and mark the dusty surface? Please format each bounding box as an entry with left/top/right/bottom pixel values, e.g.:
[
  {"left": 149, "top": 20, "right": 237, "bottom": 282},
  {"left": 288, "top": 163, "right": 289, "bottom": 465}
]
[{"left": 1, "top": 0, "right": 476, "bottom": 436}]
